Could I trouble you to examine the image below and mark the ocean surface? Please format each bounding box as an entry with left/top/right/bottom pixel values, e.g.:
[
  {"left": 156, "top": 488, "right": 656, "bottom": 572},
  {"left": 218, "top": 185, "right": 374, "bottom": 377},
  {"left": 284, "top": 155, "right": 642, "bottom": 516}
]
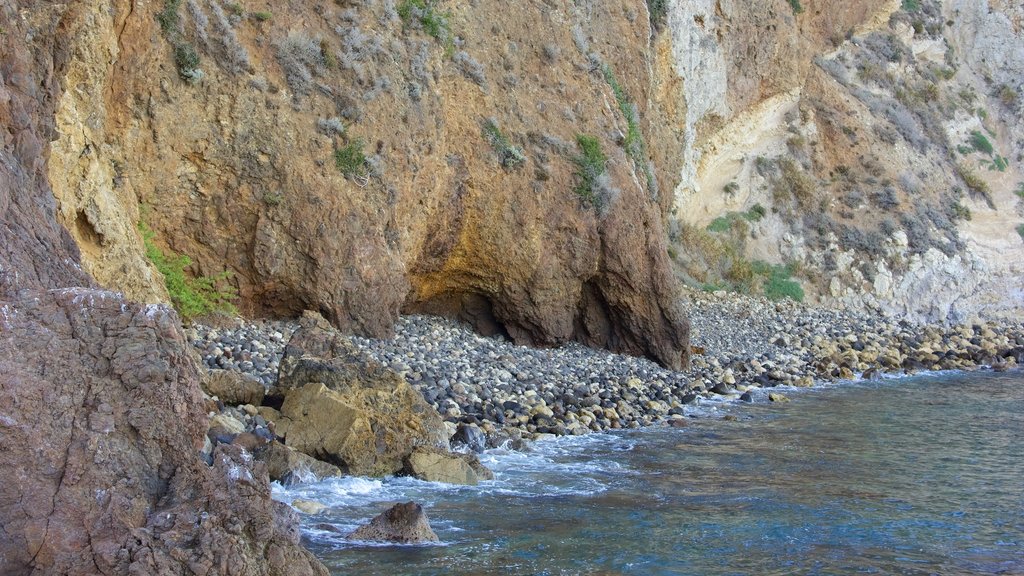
[{"left": 274, "top": 370, "right": 1024, "bottom": 575}]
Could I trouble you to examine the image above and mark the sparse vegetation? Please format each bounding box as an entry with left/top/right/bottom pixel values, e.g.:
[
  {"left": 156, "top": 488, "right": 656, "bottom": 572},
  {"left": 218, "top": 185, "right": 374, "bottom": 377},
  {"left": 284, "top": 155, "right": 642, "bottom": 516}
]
[
  {"left": 1015, "top": 182, "right": 1024, "bottom": 199},
  {"left": 787, "top": 0, "right": 804, "bottom": 15},
  {"left": 957, "top": 163, "right": 993, "bottom": 207},
  {"left": 723, "top": 181, "right": 739, "bottom": 195},
  {"left": 261, "top": 191, "right": 283, "bottom": 206},
  {"left": 755, "top": 261, "right": 805, "bottom": 302},
  {"left": 251, "top": 11, "right": 272, "bottom": 22},
  {"left": 602, "top": 64, "right": 655, "bottom": 194},
  {"left": 276, "top": 32, "right": 324, "bottom": 95},
  {"left": 1017, "top": 224, "right": 1024, "bottom": 242},
  {"left": 951, "top": 202, "right": 971, "bottom": 221},
  {"left": 969, "top": 130, "right": 994, "bottom": 155},
  {"left": 902, "top": 0, "right": 921, "bottom": 12},
  {"left": 773, "top": 158, "right": 816, "bottom": 208},
  {"left": 997, "top": 84, "right": 1018, "bottom": 108},
  {"left": 455, "top": 51, "right": 487, "bottom": 86},
  {"left": 398, "top": 0, "right": 453, "bottom": 55},
  {"left": 572, "top": 135, "right": 609, "bottom": 210},
  {"left": 647, "top": 0, "right": 667, "bottom": 30},
  {"left": 140, "top": 219, "right": 237, "bottom": 320},
  {"left": 158, "top": 0, "right": 203, "bottom": 81},
  {"left": 482, "top": 119, "right": 525, "bottom": 169},
  {"left": 335, "top": 139, "right": 369, "bottom": 180}
]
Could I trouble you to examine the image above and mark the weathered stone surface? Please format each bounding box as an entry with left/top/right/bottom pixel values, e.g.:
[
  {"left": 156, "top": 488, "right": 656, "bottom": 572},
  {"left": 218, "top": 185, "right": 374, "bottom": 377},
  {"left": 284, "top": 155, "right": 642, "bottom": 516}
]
[
  {"left": 257, "top": 440, "right": 344, "bottom": 487},
  {"left": 277, "top": 314, "right": 449, "bottom": 476},
  {"left": 0, "top": 9, "right": 326, "bottom": 573},
  {"left": 346, "top": 502, "right": 440, "bottom": 544},
  {"left": 203, "top": 369, "right": 267, "bottom": 406},
  {"left": 404, "top": 447, "right": 495, "bottom": 486}
]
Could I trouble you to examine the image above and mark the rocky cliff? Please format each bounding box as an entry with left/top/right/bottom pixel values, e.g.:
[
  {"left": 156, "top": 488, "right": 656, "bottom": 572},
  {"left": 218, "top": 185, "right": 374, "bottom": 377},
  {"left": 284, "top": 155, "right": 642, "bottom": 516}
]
[
  {"left": 46, "top": 0, "right": 690, "bottom": 369},
  {"left": 0, "top": 2, "right": 325, "bottom": 573}
]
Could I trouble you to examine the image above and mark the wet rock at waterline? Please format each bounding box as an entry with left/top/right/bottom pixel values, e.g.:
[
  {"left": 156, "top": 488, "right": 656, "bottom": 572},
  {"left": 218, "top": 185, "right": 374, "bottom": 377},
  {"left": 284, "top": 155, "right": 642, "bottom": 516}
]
[
  {"left": 257, "top": 441, "right": 345, "bottom": 487},
  {"left": 346, "top": 502, "right": 440, "bottom": 544},
  {"left": 403, "top": 447, "right": 495, "bottom": 486}
]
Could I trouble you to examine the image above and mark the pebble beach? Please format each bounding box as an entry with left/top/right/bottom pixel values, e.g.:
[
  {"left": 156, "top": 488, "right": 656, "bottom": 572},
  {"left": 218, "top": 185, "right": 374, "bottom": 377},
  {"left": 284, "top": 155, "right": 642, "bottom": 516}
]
[{"left": 188, "top": 290, "right": 1024, "bottom": 444}]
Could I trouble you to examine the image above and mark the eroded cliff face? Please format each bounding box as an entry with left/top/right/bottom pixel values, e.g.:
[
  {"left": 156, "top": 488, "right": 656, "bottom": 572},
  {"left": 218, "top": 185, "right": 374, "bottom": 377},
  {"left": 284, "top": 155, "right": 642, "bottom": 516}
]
[
  {"left": 0, "top": 3, "right": 325, "bottom": 573},
  {"left": 45, "top": 0, "right": 690, "bottom": 368},
  {"left": 666, "top": 0, "right": 1024, "bottom": 323}
]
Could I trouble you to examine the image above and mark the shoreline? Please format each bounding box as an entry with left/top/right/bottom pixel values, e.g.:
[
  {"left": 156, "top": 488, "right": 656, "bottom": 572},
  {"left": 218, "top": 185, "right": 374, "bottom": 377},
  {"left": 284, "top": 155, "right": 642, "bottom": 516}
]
[{"left": 189, "top": 290, "right": 1024, "bottom": 448}]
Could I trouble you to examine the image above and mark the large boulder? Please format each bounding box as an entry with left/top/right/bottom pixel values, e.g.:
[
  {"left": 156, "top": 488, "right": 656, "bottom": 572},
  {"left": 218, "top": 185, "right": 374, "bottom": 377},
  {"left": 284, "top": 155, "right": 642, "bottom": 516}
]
[
  {"left": 403, "top": 447, "right": 495, "bottom": 486},
  {"left": 203, "top": 369, "right": 266, "bottom": 406},
  {"left": 278, "top": 313, "right": 449, "bottom": 476},
  {"left": 345, "top": 502, "right": 440, "bottom": 544}
]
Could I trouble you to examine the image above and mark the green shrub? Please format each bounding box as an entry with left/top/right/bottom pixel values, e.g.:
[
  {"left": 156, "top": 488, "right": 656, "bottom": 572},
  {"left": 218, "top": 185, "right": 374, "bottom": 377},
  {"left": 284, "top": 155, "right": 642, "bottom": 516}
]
[
  {"left": 1017, "top": 223, "right": 1024, "bottom": 241},
  {"left": 761, "top": 262, "right": 804, "bottom": 302},
  {"left": 723, "top": 181, "right": 739, "bottom": 195},
  {"left": 707, "top": 216, "right": 732, "bottom": 233},
  {"left": 572, "top": 135, "right": 607, "bottom": 208},
  {"left": 173, "top": 43, "right": 201, "bottom": 79},
  {"left": 743, "top": 203, "right": 767, "bottom": 222},
  {"left": 157, "top": 0, "right": 182, "bottom": 35},
  {"left": 788, "top": 0, "right": 804, "bottom": 14},
  {"left": 969, "top": 130, "right": 994, "bottom": 155},
  {"left": 957, "top": 163, "right": 993, "bottom": 207},
  {"left": 986, "top": 155, "right": 1009, "bottom": 172},
  {"left": 902, "top": 0, "right": 921, "bottom": 12},
  {"left": 158, "top": 0, "right": 203, "bottom": 82},
  {"left": 482, "top": 119, "right": 525, "bottom": 169},
  {"left": 251, "top": 11, "right": 272, "bottom": 22},
  {"left": 335, "top": 139, "right": 369, "bottom": 179},
  {"left": 1015, "top": 182, "right": 1024, "bottom": 199},
  {"left": 140, "top": 220, "right": 237, "bottom": 320}
]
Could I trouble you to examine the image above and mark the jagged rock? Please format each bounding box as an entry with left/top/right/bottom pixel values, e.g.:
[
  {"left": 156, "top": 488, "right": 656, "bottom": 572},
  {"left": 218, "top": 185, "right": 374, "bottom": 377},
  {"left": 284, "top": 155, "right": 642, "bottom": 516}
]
[
  {"left": 277, "top": 315, "right": 449, "bottom": 476},
  {"left": 403, "top": 447, "right": 495, "bottom": 486},
  {"left": 256, "top": 441, "right": 344, "bottom": 486},
  {"left": 346, "top": 502, "right": 440, "bottom": 544},
  {"left": 203, "top": 369, "right": 267, "bottom": 406}
]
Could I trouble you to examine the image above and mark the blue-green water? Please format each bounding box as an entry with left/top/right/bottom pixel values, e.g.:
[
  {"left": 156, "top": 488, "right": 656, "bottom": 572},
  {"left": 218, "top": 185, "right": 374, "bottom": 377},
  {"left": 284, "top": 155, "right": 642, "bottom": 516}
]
[{"left": 275, "top": 371, "right": 1024, "bottom": 575}]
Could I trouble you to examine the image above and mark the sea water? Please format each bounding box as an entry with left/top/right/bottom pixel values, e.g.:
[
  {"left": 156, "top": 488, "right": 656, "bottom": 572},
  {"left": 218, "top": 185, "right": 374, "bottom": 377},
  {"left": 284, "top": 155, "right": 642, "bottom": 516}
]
[{"left": 273, "top": 370, "right": 1024, "bottom": 575}]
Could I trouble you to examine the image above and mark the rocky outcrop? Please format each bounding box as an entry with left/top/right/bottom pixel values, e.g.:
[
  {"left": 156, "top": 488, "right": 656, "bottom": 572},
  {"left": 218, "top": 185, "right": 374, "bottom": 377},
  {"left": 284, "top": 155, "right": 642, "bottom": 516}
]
[
  {"left": 403, "top": 447, "right": 495, "bottom": 486},
  {"left": 346, "top": 502, "right": 440, "bottom": 544},
  {"left": 0, "top": 5, "right": 326, "bottom": 574},
  {"left": 277, "top": 313, "right": 450, "bottom": 476}
]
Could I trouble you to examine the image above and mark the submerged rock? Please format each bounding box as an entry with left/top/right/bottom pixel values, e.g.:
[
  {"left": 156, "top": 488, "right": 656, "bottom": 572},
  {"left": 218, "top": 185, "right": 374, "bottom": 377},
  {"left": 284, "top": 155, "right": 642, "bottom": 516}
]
[{"left": 346, "top": 502, "right": 440, "bottom": 544}]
